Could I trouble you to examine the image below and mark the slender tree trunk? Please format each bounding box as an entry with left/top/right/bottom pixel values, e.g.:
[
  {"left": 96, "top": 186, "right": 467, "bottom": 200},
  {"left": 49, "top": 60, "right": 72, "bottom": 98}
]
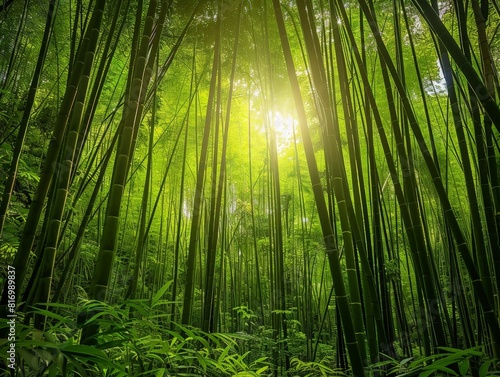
[
  {"left": 0, "top": 0, "right": 57, "bottom": 238},
  {"left": 0, "top": 0, "right": 107, "bottom": 326},
  {"left": 272, "top": 0, "right": 366, "bottom": 374},
  {"left": 181, "top": 4, "right": 220, "bottom": 325}
]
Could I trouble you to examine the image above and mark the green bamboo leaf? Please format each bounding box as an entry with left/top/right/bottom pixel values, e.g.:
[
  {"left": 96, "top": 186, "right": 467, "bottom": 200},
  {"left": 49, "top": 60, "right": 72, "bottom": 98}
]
[
  {"left": 62, "top": 353, "right": 90, "bottom": 377},
  {"left": 61, "top": 344, "right": 124, "bottom": 372},
  {"left": 62, "top": 344, "right": 108, "bottom": 358},
  {"left": 401, "top": 357, "right": 414, "bottom": 365},
  {"left": 122, "top": 300, "right": 150, "bottom": 316},
  {"left": 423, "top": 364, "right": 458, "bottom": 375},
  {"left": 459, "top": 359, "right": 470, "bottom": 375},
  {"left": 16, "top": 340, "right": 62, "bottom": 349},
  {"left": 256, "top": 366, "right": 269, "bottom": 374},
  {"left": 29, "top": 308, "right": 68, "bottom": 323},
  {"left": 480, "top": 359, "right": 497, "bottom": 377},
  {"left": 419, "top": 370, "right": 435, "bottom": 377},
  {"left": 18, "top": 348, "right": 44, "bottom": 371},
  {"left": 370, "top": 360, "right": 396, "bottom": 369},
  {"left": 166, "top": 329, "right": 185, "bottom": 342},
  {"left": 97, "top": 339, "right": 128, "bottom": 350},
  {"left": 409, "top": 354, "right": 444, "bottom": 368},
  {"left": 137, "top": 368, "right": 168, "bottom": 377},
  {"left": 155, "top": 369, "right": 166, "bottom": 377},
  {"left": 195, "top": 335, "right": 210, "bottom": 350},
  {"left": 47, "top": 363, "right": 61, "bottom": 377},
  {"left": 218, "top": 345, "right": 231, "bottom": 363},
  {"left": 252, "top": 357, "right": 268, "bottom": 365},
  {"left": 437, "top": 346, "right": 482, "bottom": 356}
]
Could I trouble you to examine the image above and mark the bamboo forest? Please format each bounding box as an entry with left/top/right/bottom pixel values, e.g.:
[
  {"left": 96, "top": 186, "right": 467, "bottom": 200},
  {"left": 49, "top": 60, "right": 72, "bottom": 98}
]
[{"left": 2, "top": 0, "right": 500, "bottom": 375}]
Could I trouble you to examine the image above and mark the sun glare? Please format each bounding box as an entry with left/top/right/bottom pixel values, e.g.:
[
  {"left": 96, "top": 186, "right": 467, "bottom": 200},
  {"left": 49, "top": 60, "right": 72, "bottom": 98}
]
[{"left": 269, "top": 111, "right": 295, "bottom": 153}]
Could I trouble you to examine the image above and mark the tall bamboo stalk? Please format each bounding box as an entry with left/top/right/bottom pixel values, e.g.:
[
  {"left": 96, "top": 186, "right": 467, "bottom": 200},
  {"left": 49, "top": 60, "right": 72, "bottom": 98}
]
[
  {"left": 0, "top": 0, "right": 57, "bottom": 238},
  {"left": 181, "top": 3, "right": 220, "bottom": 325},
  {"left": 0, "top": 0, "right": 107, "bottom": 323},
  {"left": 272, "top": 0, "right": 366, "bottom": 374}
]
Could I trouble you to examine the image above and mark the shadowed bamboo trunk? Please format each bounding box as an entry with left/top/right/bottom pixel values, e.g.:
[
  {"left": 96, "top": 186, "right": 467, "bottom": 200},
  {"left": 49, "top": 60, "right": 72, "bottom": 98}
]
[
  {"left": 82, "top": 0, "right": 170, "bottom": 344},
  {"left": 272, "top": 0, "right": 366, "bottom": 374},
  {"left": 430, "top": 0, "right": 494, "bottom": 341},
  {"left": 203, "top": 1, "right": 242, "bottom": 334},
  {"left": 358, "top": 0, "right": 500, "bottom": 354},
  {"left": 182, "top": 3, "right": 220, "bottom": 326},
  {"left": 0, "top": 0, "right": 107, "bottom": 330},
  {"left": 0, "top": 0, "right": 56, "bottom": 238},
  {"left": 0, "top": 0, "right": 28, "bottom": 97},
  {"left": 410, "top": 0, "right": 500, "bottom": 130}
]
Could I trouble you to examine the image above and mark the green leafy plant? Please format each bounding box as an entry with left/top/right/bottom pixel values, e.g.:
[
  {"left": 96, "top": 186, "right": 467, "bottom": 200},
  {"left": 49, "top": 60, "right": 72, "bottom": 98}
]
[
  {"left": 0, "top": 290, "right": 271, "bottom": 376},
  {"left": 0, "top": 303, "right": 125, "bottom": 376},
  {"left": 289, "top": 356, "right": 346, "bottom": 377},
  {"left": 370, "top": 346, "right": 500, "bottom": 377}
]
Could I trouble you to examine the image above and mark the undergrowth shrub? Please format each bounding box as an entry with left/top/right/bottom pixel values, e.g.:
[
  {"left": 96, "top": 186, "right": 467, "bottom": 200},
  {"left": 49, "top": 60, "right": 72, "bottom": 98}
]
[{"left": 0, "top": 284, "right": 270, "bottom": 376}]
